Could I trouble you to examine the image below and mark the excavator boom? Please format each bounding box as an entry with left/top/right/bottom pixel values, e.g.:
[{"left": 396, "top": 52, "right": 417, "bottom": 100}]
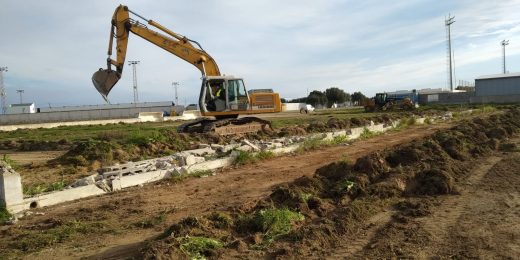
[
  {"left": 92, "top": 5, "right": 220, "bottom": 99},
  {"left": 93, "top": 5, "right": 281, "bottom": 135}
]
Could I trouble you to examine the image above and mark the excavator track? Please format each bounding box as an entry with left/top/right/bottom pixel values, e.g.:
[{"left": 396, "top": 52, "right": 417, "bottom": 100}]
[{"left": 178, "top": 117, "right": 273, "bottom": 135}]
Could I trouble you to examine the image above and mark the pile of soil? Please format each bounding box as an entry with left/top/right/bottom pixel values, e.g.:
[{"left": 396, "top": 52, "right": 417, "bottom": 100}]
[{"left": 141, "top": 109, "right": 520, "bottom": 258}]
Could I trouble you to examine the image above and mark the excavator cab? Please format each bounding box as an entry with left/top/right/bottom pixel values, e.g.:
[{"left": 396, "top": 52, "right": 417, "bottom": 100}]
[{"left": 199, "top": 76, "right": 250, "bottom": 117}]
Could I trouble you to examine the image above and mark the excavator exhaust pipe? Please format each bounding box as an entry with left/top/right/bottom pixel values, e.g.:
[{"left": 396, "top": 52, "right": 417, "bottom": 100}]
[{"left": 92, "top": 68, "right": 121, "bottom": 102}]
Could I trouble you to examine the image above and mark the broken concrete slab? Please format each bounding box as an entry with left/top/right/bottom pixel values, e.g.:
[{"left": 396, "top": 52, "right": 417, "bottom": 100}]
[
  {"left": 182, "top": 147, "right": 216, "bottom": 156},
  {"left": 242, "top": 139, "right": 260, "bottom": 151},
  {"left": 187, "top": 156, "right": 236, "bottom": 173},
  {"left": 0, "top": 164, "right": 24, "bottom": 213},
  {"left": 112, "top": 170, "right": 171, "bottom": 191},
  {"left": 236, "top": 145, "right": 253, "bottom": 152},
  {"left": 185, "top": 155, "right": 206, "bottom": 166},
  {"left": 24, "top": 184, "right": 106, "bottom": 210}
]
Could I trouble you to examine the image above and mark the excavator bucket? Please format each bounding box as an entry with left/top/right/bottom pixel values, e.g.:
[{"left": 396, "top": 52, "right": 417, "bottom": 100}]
[{"left": 92, "top": 69, "right": 121, "bottom": 102}]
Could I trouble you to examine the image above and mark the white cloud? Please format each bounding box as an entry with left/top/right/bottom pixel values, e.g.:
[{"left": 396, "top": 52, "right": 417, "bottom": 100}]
[{"left": 0, "top": 0, "right": 519, "bottom": 106}]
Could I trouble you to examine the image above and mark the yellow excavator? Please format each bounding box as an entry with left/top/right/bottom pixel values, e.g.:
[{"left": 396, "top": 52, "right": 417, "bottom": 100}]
[{"left": 92, "top": 5, "right": 282, "bottom": 135}]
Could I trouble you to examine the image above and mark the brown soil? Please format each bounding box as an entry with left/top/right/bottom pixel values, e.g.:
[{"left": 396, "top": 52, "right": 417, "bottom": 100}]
[
  {"left": 0, "top": 122, "right": 451, "bottom": 259},
  {"left": 2, "top": 109, "right": 519, "bottom": 259}
]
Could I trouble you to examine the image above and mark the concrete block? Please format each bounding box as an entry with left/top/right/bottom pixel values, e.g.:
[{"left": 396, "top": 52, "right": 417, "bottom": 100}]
[
  {"left": 69, "top": 174, "right": 97, "bottom": 188},
  {"left": 171, "top": 166, "right": 189, "bottom": 176},
  {"left": 236, "top": 145, "right": 253, "bottom": 152},
  {"left": 348, "top": 127, "right": 365, "bottom": 139},
  {"left": 0, "top": 167, "right": 24, "bottom": 213},
  {"left": 242, "top": 139, "right": 260, "bottom": 151},
  {"left": 183, "top": 147, "right": 216, "bottom": 156},
  {"left": 111, "top": 170, "right": 170, "bottom": 190},
  {"left": 185, "top": 155, "right": 206, "bottom": 166},
  {"left": 187, "top": 157, "right": 235, "bottom": 172},
  {"left": 271, "top": 144, "right": 300, "bottom": 155},
  {"left": 24, "top": 184, "right": 106, "bottom": 210}
]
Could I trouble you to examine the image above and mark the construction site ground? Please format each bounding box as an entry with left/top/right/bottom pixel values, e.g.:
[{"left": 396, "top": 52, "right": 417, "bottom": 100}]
[{"left": 1, "top": 107, "right": 519, "bottom": 259}]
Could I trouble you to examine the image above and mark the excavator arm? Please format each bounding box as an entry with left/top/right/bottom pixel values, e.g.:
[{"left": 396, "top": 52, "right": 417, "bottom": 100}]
[{"left": 92, "top": 5, "right": 220, "bottom": 101}]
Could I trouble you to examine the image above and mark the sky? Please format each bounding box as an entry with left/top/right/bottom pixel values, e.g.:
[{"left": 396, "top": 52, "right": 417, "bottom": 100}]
[{"left": 1, "top": 0, "right": 520, "bottom": 107}]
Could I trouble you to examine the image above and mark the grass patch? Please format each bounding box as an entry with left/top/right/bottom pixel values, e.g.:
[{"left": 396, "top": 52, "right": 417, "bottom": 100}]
[
  {"left": 23, "top": 181, "right": 67, "bottom": 196},
  {"left": 252, "top": 208, "right": 305, "bottom": 246},
  {"left": 359, "top": 128, "right": 381, "bottom": 139},
  {"left": 234, "top": 151, "right": 257, "bottom": 165},
  {"left": 177, "top": 236, "right": 223, "bottom": 259},
  {"left": 10, "top": 220, "right": 107, "bottom": 252},
  {"left": 255, "top": 150, "right": 275, "bottom": 160},
  {"left": 0, "top": 206, "right": 12, "bottom": 224},
  {"left": 499, "top": 142, "right": 519, "bottom": 152},
  {"left": 1, "top": 154, "right": 19, "bottom": 170},
  {"left": 134, "top": 211, "right": 167, "bottom": 228},
  {"left": 297, "top": 137, "right": 326, "bottom": 152},
  {"left": 208, "top": 212, "right": 233, "bottom": 229},
  {"left": 424, "top": 117, "right": 433, "bottom": 125},
  {"left": 330, "top": 135, "right": 349, "bottom": 145},
  {"left": 234, "top": 150, "right": 276, "bottom": 166}
]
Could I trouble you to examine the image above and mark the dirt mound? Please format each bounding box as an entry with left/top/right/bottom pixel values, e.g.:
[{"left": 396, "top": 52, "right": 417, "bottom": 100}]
[
  {"left": 139, "top": 109, "right": 520, "bottom": 258},
  {"left": 278, "top": 126, "right": 307, "bottom": 137},
  {"left": 410, "top": 168, "right": 456, "bottom": 195}
]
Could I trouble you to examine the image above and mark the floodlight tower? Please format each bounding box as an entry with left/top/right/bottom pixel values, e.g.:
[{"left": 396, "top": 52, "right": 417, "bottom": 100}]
[
  {"left": 445, "top": 15, "right": 455, "bottom": 92},
  {"left": 172, "top": 82, "right": 179, "bottom": 105},
  {"left": 16, "top": 89, "right": 24, "bottom": 104},
  {"left": 0, "top": 67, "right": 7, "bottom": 114},
  {"left": 128, "top": 60, "right": 140, "bottom": 103},
  {"left": 501, "top": 40, "right": 509, "bottom": 74}
]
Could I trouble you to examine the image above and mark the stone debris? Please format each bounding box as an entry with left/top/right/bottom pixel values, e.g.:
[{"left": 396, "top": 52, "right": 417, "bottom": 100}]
[{"left": 241, "top": 139, "right": 260, "bottom": 151}]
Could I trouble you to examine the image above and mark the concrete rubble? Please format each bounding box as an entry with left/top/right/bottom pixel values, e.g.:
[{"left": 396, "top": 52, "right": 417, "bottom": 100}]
[{"left": 1, "top": 116, "right": 437, "bottom": 215}]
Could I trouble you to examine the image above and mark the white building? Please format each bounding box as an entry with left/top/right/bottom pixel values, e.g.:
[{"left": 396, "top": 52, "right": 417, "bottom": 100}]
[{"left": 6, "top": 103, "right": 36, "bottom": 114}]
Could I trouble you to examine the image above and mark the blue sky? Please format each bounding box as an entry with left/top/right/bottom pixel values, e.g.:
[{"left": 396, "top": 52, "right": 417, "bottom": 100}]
[{"left": 1, "top": 0, "right": 519, "bottom": 107}]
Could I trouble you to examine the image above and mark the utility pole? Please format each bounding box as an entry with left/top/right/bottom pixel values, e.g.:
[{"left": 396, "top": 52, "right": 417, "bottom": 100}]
[
  {"left": 445, "top": 14, "right": 455, "bottom": 92},
  {"left": 128, "top": 60, "right": 140, "bottom": 103},
  {"left": 16, "top": 89, "right": 24, "bottom": 104},
  {"left": 0, "top": 67, "right": 7, "bottom": 114},
  {"left": 501, "top": 40, "right": 509, "bottom": 74},
  {"left": 172, "top": 82, "right": 179, "bottom": 105}
]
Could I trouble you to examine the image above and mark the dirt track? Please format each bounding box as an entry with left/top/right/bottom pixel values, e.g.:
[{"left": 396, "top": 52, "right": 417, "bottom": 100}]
[
  {"left": 1, "top": 123, "right": 452, "bottom": 259},
  {"left": 323, "top": 149, "right": 520, "bottom": 259}
]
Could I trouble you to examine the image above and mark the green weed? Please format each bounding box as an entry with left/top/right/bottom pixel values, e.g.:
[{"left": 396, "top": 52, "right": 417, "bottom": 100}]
[
  {"left": 234, "top": 151, "right": 257, "bottom": 165},
  {"left": 1, "top": 154, "right": 19, "bottom": 170},
  {"left": 297, "top": 137, "right": 326, "bottom": 152},
  {"left": 298, "top": 192, "right": 313, "bottom": 203},
  {"left": 23, "top": 181, "right": 67, "bottom": 196},
  {"left": 208, "top": 212, "right": 233, "bottom": 229},
  {"left": 330, "top": 135, "right": 349, "bottom": 145},
  {"left": 360, "top": 128, "right": 381, "bottom": 139},
  {"left": 0, "top": 206, "right": 12, "bottom": 224},
  {"left": 177, "top": 236, "right": 223, "bottom": 259},
  {"left": 255, "top": 150, "right": 275, "bottom": 160},
  {"left": 252, "top": 208, "right": 304, "bottom": 246}
]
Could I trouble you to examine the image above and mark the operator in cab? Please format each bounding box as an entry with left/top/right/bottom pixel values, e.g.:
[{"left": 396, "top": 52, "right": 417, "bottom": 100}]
[{"left": 208, "top": 83, "right": 226, "bottom": 111}]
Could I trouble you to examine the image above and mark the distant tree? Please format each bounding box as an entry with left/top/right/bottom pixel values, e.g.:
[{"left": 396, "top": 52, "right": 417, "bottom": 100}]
[
  {"left": 290, "top": 97, "right": 307, "bottom": 103},
  {"left": 325, "top": 87, "right": 349, "bottom": 107},
  {"left": 280, "top": 98, "right": 288, "bottom": 103},
  {"left": 307, "top": 90, "right": 328, "bottom": 107},
  {"left": 351, "top": 91, "right": 367, "bottom": 105}
]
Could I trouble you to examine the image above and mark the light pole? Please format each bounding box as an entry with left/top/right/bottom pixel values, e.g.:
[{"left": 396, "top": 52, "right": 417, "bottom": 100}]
[
  {"left": 16, "top": 89, "right": 24, "bottom": 104},
  {"left": 0, "top": 67, "right": 7, "bottom": 114},
  {"left": 445, "top": 15, "right": 455, "bottom": 92},
  {"left": 501, "top": 40, "right": 509, "bottom": 74},
  {"left": 172, "top": 82, "right": 179, "bottom": 105},
  {"left": 128, "top": 60, "right": 140, "bottom": 103}
]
